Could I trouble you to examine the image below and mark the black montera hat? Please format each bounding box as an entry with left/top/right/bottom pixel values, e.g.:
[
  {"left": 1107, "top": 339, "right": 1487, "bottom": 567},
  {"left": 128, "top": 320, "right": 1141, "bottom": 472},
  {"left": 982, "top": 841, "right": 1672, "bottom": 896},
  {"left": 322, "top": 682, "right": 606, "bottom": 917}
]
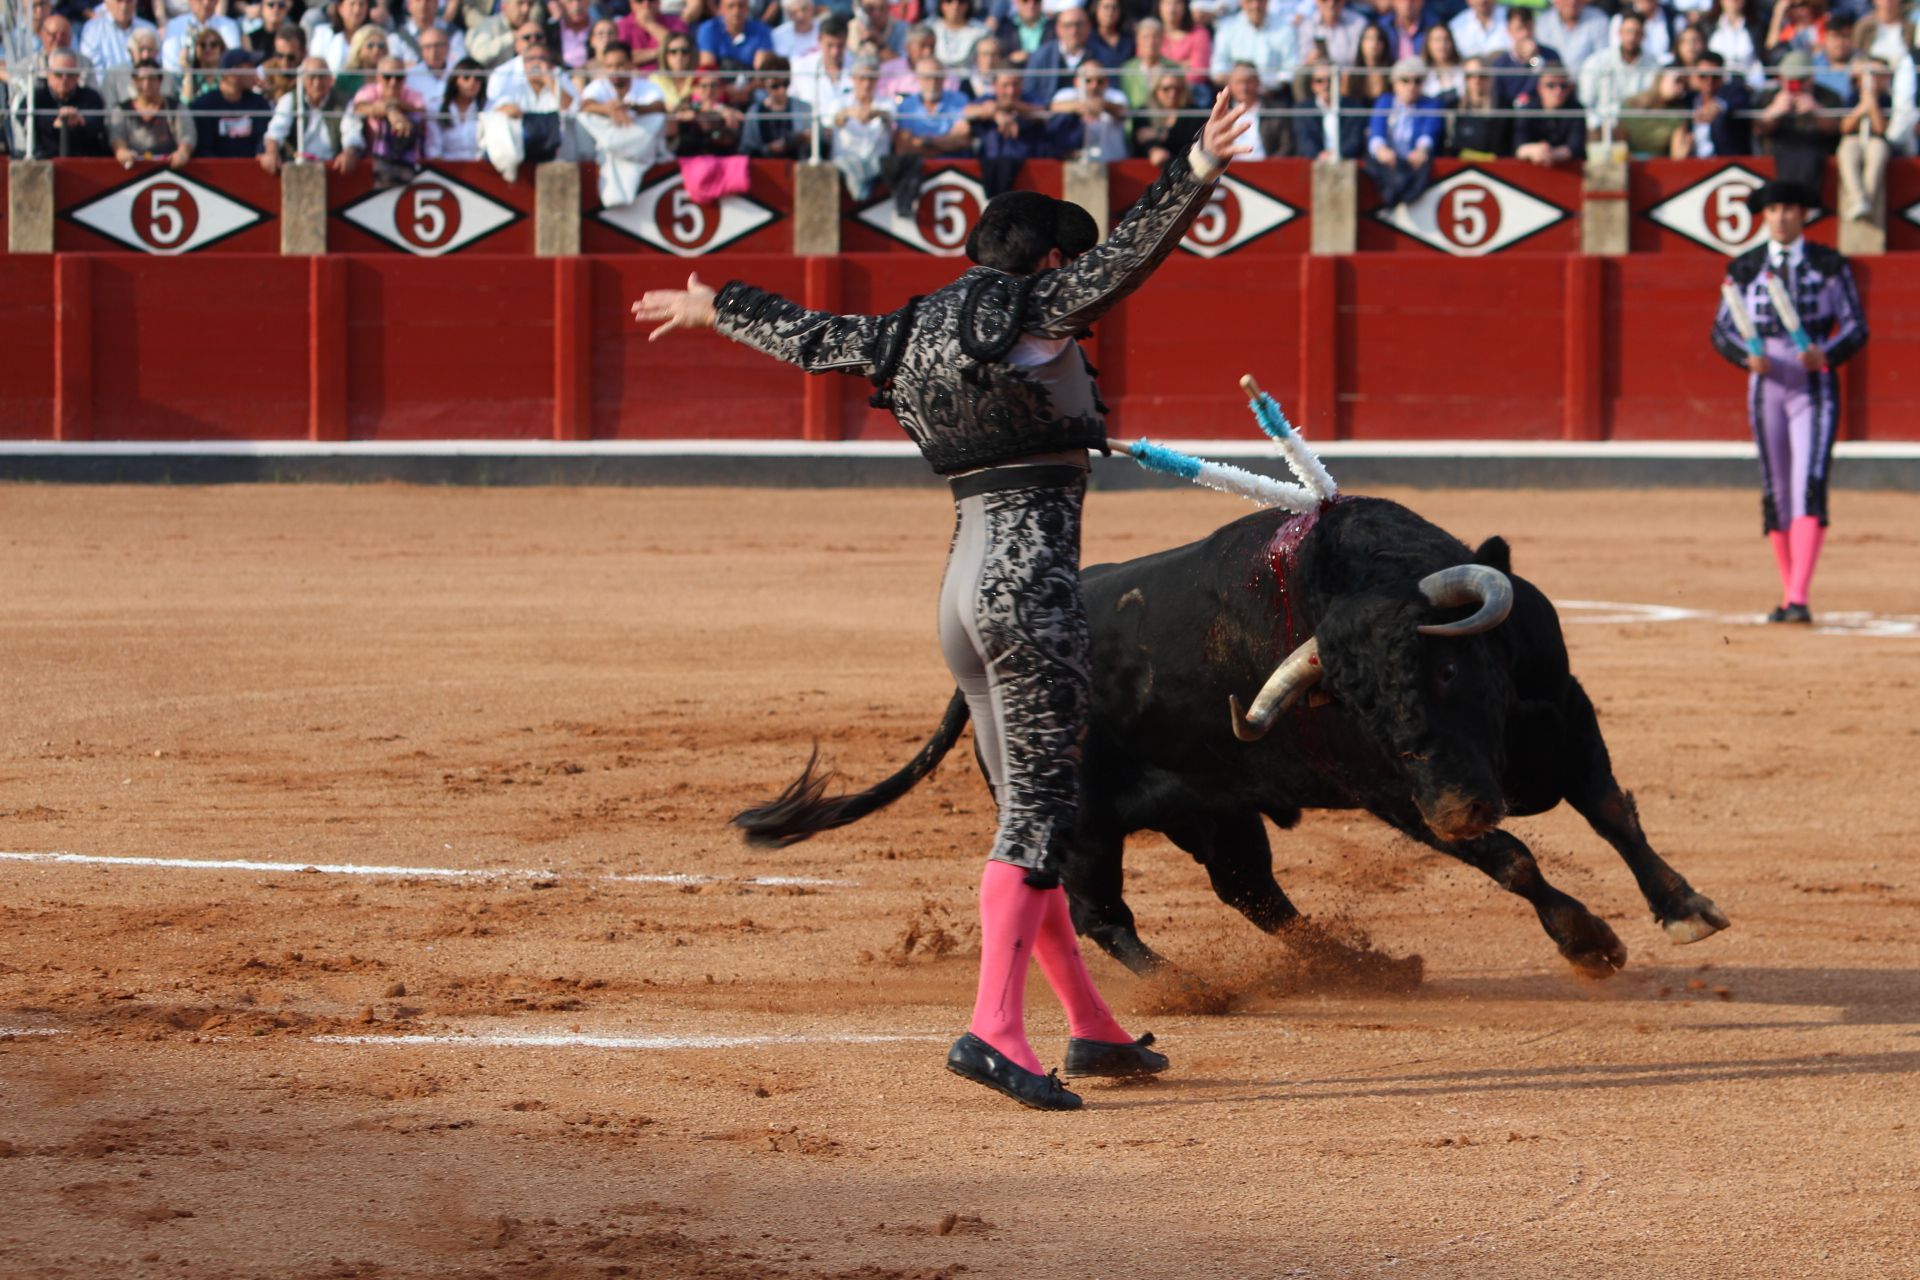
[
  {"left": 965, "top": 191, "right": 1100, "bottom": 270},
  {"left": 1746, "top": 180, "right": 1822, "bottom": 214}
]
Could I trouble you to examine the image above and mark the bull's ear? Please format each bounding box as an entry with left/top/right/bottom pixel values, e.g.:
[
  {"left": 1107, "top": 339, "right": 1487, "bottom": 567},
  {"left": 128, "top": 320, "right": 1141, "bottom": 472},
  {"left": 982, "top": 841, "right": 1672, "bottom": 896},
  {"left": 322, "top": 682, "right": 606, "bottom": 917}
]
[{"left": 1473, "top": 536, "right": 1511, "bottom": 575}]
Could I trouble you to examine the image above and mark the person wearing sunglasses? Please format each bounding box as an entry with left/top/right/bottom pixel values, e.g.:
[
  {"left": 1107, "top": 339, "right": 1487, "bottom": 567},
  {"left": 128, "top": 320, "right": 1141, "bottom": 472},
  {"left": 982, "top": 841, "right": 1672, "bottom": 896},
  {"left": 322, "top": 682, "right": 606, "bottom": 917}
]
[
  {"left": 160, "top": 0, "right": 240, "bottom": 73},
  {"left": 632, "top": 90, "right": 1258, "bottom": 1113},
  {"left": 427, "top": 56, "right": 488, "bottom": 158},
  {"left": 616, "top": 0, "right": 689, "bottom": 69},
  {"left": 110, "top": 58, "right": 192, "bottom": 168},
  {"left": 1512, "top": 61, "right": 1585, "bottom": 163},
  {"left": 29, "top": 49, "right": 112, "bottom": 156}
]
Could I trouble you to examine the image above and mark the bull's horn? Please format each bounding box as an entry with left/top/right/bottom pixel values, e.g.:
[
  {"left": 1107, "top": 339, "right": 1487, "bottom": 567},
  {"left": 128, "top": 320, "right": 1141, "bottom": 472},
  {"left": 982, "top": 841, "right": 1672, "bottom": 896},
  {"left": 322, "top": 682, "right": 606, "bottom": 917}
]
[
  {"left": 1416, "top": 565, "right": 1514, "bottom": 637},
  {"left": 1228, "top": 638, "right": 1323, "bottom": 742}
]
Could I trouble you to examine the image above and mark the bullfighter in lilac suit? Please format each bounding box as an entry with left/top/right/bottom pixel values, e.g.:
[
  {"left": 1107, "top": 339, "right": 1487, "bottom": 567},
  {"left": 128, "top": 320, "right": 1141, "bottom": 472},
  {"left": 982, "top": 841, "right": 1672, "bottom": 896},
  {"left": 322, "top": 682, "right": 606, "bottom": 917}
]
[{"left": 1711, "top": 181, "right": 1868, "bottom": 625}]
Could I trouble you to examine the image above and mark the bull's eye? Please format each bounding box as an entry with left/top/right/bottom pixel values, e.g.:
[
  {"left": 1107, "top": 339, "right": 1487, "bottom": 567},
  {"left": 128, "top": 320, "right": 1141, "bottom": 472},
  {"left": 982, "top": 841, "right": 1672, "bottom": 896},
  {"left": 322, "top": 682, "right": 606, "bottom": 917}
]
[{"left": 1436, "top": 658, "right": 1458, "bottom": 690}]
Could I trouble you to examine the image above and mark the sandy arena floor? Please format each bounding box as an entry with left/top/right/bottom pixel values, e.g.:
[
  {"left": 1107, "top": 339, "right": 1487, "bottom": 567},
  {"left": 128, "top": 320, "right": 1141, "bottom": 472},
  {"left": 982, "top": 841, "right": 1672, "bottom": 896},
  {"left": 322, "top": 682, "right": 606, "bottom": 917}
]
[{"left": 0, "top": 483, "right": 1916, "bottom": 1280}]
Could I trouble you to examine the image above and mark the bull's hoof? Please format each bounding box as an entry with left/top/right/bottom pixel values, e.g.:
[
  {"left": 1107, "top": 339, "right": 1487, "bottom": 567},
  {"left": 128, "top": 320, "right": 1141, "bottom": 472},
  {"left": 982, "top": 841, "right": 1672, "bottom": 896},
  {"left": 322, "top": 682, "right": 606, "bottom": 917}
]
[
  {"left": 1658, "top": 894, "right": 1731, "bottom": 945},
  {"left": 1558, "top": 915, "right": 1628, "bottom": 979}
]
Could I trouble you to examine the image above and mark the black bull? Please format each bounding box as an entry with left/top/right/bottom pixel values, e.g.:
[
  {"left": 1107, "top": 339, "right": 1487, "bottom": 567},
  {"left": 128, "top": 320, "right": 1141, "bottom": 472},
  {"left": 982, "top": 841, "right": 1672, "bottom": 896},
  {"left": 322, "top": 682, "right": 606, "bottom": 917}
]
[{"left": 736, "top": 496, "right": 1730, "bottom": 978}]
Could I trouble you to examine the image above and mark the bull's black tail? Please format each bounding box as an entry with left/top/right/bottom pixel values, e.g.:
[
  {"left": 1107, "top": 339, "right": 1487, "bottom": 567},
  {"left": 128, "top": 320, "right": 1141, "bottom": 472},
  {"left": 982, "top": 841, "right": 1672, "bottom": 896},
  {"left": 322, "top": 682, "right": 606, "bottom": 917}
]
[{"left": 731, "top": 690, "right": 971, "bottom": 847}]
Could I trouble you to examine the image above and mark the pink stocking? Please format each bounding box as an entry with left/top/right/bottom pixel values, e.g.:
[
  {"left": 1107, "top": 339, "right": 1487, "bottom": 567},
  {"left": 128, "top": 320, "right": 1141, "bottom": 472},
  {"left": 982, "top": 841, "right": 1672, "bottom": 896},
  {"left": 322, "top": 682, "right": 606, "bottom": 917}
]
[
  {"left": 1768, "top": 529, "right": 1793, "bottom": 604},
  {"left": 1786, "top": 516, "right": 1825, "bottom": 607},
  {"left": 1033, "top": 887, "right": 1132, "bottom": 1044},
  {"left": 967, "top": 860, "right": 1050, "bottom": 1074}
]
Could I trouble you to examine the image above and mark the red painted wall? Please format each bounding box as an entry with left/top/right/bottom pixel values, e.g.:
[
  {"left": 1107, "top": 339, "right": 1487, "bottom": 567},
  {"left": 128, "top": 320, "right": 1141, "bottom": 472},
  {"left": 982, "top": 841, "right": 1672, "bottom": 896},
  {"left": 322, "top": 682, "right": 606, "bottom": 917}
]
[{"left": 7, "top": 157, "right": 1919, "bottom": 443}]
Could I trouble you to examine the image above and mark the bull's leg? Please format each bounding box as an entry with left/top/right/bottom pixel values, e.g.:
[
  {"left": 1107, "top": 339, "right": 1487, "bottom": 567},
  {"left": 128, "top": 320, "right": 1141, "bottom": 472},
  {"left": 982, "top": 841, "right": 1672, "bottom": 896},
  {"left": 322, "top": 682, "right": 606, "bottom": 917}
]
[
  {"left": 1060, "top": 830, "right": 1167, "bottom": 975},
  {"left": 1400, "top": 820, "right": 1628, "bottom": 978},
  {"left": 1163, "top": 813, "right": 1303, "bottom": 933},
  {"left": 1558, "top": 678, "right": 1731, "bottom": 944}
]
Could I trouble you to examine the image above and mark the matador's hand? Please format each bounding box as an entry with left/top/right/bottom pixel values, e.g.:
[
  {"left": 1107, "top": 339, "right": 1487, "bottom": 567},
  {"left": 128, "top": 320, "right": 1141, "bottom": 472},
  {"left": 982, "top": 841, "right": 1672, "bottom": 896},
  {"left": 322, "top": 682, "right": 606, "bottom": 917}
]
[
  {"left": 1798, "top": 347, "right": 1827, "bottom": 372},
  {"left": 632, "top": 272, "right": 719, "bottom": 341},
  {"left": 1199, "top": 91, "right": 1255, "bottom": 168}
]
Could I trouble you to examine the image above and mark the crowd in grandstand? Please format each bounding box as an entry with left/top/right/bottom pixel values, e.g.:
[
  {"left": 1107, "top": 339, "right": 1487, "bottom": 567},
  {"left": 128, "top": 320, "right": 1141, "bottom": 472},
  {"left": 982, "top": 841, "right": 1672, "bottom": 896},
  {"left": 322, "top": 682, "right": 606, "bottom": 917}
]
[{"left": 3, "top": 0, "right": 1912, "bottom": 215}]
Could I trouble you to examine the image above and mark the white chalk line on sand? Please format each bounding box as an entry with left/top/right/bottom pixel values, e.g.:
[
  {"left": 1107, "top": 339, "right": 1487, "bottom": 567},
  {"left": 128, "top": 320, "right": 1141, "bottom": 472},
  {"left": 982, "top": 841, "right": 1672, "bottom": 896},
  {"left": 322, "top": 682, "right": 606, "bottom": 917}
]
[
  {"left": 312, "top": 1031, "right": 945, "bottom": 1050},
  {"left": 0, "top": 1027, "right": 68, "bottom": 1038},
  {"left": 1559, "top": 600, "right": 1920, "bottom": 638},
  {"left": 0, "top": 851, "right": 853, "bottom": 889}
]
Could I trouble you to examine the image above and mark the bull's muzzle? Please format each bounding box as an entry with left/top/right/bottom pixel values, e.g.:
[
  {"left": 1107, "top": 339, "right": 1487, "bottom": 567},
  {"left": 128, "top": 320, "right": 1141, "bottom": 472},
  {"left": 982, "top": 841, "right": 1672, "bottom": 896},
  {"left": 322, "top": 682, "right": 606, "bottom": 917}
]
[{"left": 1419, "top": 791, "right": 1505, "bottom": 842}]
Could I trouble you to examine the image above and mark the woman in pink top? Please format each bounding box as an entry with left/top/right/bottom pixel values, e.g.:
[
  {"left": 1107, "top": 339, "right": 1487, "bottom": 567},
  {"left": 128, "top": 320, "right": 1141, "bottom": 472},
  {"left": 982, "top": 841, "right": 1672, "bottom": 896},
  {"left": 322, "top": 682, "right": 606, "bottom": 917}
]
[
  {"left": 617, "top": 0, "right": 688, "bottom": 69},
  {"left": 1157, "top": 0, "right": 1211, "bottom": 83}
]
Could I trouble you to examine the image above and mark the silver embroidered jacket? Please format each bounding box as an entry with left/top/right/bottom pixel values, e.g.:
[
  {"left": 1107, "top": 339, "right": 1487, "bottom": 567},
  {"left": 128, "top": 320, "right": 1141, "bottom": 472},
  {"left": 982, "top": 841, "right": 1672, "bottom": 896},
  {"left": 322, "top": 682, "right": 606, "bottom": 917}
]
[{"left": 712, "top": 153, "right": 1220, "bottom": 474}]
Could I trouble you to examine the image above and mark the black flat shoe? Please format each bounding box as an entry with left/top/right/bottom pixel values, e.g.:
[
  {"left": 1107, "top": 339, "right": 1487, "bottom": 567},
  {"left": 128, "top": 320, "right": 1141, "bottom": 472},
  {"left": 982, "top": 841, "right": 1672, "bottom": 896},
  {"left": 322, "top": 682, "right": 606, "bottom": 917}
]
[
  {"left": 945, "top": 1034, "right": 1082, "bottom": 1111},
  {"left": 1766, "top": 605, "right": 1792, "bottom": 623},
  {"left": 1782, "top": 603, "right": 1813, "bottom": 624},
  {"left": 1063, "top": 1032, "right": 1170, "bottom": 1079}
]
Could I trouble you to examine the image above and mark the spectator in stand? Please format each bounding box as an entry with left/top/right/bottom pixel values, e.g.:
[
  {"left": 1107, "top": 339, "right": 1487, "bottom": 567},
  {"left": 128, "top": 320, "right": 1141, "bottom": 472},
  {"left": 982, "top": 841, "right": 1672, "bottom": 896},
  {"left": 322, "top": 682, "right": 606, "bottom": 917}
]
[
  {"left": 699, "top": 0, "right": 778, "bottom": 69},
  {"left": 742, "top": 54, "right": 815, "bottom": 155},
  {"left": 178, "top": 28, "right": 232, "bottom": 107},
  {"left": 1615, "top": 0, "right": 1677, "bottom": 63},
  {"left": 32, "top": 50, "right": 111, "bottom": 155},
  {"left": 482, "top": 41, "right": 583, "bottom": 179},
  {"left": 1620, "top": 64, "right": 1693, "bottom": 153},
  {"left": 1366, "top": 57, "right": 1439, "bottom": 208},
  {"left": 966, "top": 64, "right": 1068, "bottom": 163},
  {"left": 110, "top": 60, "right": 191, "bottom": 167},
  {"left": 40, "top": 14, "right": 100, "bottom": 88},
  {"left": 830, "top": 57, "right": 889, "bottom": 193},
  {"left": 776, "top": 0, "right": 825, "bottom": 61},
  {"left": 1487, "top": 6, "right": 1560, "bottom": 103},
  {"left": 308, "top": 0, "right": 373, "bottom": 71},
  {"left": 81, "top": 0, "right": 157, "bottom": 80},
  {"left": 1349, "top": 18, "right": 1394, "bottom": 99},
  {"left": 350, "top": 53, "right": 427, "bottom": 183},
  {"left": 790, "top": 15, "right": 853, "bottom": 115},
  {"left": 1808, "top": 20, "right": 1856, "bottom": 101},
  {"left": 1708, "top": 0, "right": 1765, "bottom": 79},
  {"left": 1378, "top": 0, "right": 1436, "bottom": 62},
  {"left": 1049, "top": 58, "right": 1129, "bottom": 156},
  {"left": 668, "top": 68, "right": 745, "bottom": 152},
  {"left": 1852, "top": 0, "right": 1914, "bottom": 68},
  {"left": 1579, "top": 10, "right": 1659, "bottom": 125},
  {"left": 931, "top": 0, "right": 984, "bottom": 69},
  {"left": 488, "top": 24, "right": 549, "bottom": 99},
  {"left": 1087, "top": 0, "right": 1133, "bottom": 68},
  {"left": 1219, "top": 59, "right": 1288, "bottom": 156},
  {"left": 545, "top": 0, "right": 596, "bottom": 70},
  {"left": 262, "top": 56, "right": 364, "bottom": 171},
  {"left": 1765, "top": 0, "right": 1827, "bottom": 56},
  {"left": 1681, "top": 50, "right": 1752, "bottom": 154},
  {"left": 101, "top": 26, "right": 165, "bottom": 106},
  {"left": 618, "top": 0, "right": 688, "bottom": 69},
  {"left": 962, "top": 34, "right": 1004, "bottom": 95},
  {"left": 1157, "top": 0, "right": 1211, "bottom": 85},
  {"left": 471, "top": 0, "right": 540, "bottom": 70},
  {"left": 191, "top": 48, "right": 273, "bottom": 156},
  {"left": 1421, "top": 23, "right": 1464, "bottom": 101},
  {"left": 1130, "top": 68, "right": 1201, "bottom": 161},
  {"left": 1292, "top": 58, "right": 1371, "bottom": 158},
  {"left": 405, "top": 25, "right": 456, "bottom": 105},
  {"left": 1025, "top": 4, "right": 1096, "bottom": 100},
  {"left": 392, "top": 0, "right": 466, "bottom": 67},
  {"left": 338, "top": 25, "right": 391, "bottom": 96},
  {"left": 1304, "top": 0, "right": 1373, "bottom": 69},
  {"left": 1668, "top": 22, "right": 1706, "bottom": 69},
  {"left": 1449, "top": 56, "right": 1512, "bottom": 154},
  {"left": 1449, "top": 0, "right": 1508, "bottom": 60},
  {"left": 895, "top": 53, "right": 972, "bottom": 151},
  {"left": 1513, "top": 61, "right": 1585, "bottom": 161},
  {"left": 1211, "top": 0, "right": 1298, "bottom": 88},
  {"left": 991, "top": 0, "right": 1053, "bottom": 68},
  {"left": 1121, "top": 19, "right": 1180, "bottom": 105},
  {"left": 1835, "top": 57, "right": 1903, "bottom": 213},
  {"left": 1535, "top": 0, "right": 1609, "bottom": 72},
  {"left": 258, "top": 49, "right": 298, "bottom": 101},
  {"left": 161, "top": 0, "right": 238, "bottom": 72},
  {"left": 877, "top": 25, "right": 936, "bottom": 96},
  {"left": 428, "top": 58, "right": 487, "bottom": 158},
  {"left": 579, "top": 39, "right": 670, "bottom": 201},
  {"left": 1756, "top": 47, "right": 1840, "bottom": 184},
  {"left": 852, "top": 0, "right": 909, "bottom": 56}
]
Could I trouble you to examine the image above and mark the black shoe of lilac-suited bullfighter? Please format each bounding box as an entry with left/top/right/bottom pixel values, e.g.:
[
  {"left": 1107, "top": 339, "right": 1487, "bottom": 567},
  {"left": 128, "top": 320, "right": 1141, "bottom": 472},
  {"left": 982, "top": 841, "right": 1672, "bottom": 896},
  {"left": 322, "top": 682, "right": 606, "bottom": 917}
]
[
  {"left": 1782, "top": 603, "right": 1813, "bottom": 624},
  {"left": 1766, "top": 605, "right": 1792, "bottom": 623},
  {"left": 945, "top": 1033, "right": 1083, "bottom": 1111},
  {"left": 1062, "top": 1032, "right": 1170, "bottom": 1079}
]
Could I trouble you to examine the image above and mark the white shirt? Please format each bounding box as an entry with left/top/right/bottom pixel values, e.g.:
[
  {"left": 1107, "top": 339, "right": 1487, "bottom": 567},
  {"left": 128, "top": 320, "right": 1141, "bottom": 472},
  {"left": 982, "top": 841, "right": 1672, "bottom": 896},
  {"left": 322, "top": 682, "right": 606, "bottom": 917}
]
[
  {"left": 1534, "top": 4, "right": 1610, "bottom": 72},
  {"left": 491, "top": 70, "right": 578, "bottom": 112},
  {"left": 1609, "top": 10, "right": 1669, "bottom": 64},
  {"left": 266, "top": 90, "right": 367, "bottom": 159},
  {"left": 1448, "top": 6, "right": 1510, "bottom": 58},
  {"left": 1577, "top": 44, "right": 1658, "bottom": 125},
  {"left": 1210, "top": 7, "right": 1299, "bottom": 86},
  {"left": 79, "top": 13, "right": 157, "bottom": 72},
  {"left": 771, "top": 21, "right": 820, "bottom": 60},
  {"left": 406, "top": 64, "right": 451, "bottom": 109},
  {"left": 1050, "top": 84, "right": 1130, "bottom": 159},
  {"left": 789, "top": 50, "right": 852, "bottom": 115},
  {"left": 310, "top": 22, "right": 374, "bottom": 72},
  {"left": 833, "top": 106, "right": 892, "bottom": 159},
  {"left": 583, "top": 73, "right": 667, "bottom": 108},
  {"left": 487, "top": 54, "right": 528, "bottom": 101},
  {"left": 428, "top": 98, "right": 484, "bottom": 158},
  {"left": 396, "top": 20, "right": 467, "bottom": 67},
  {"left": 160, "top": 11, "right": 239, "bottom": 71}
]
